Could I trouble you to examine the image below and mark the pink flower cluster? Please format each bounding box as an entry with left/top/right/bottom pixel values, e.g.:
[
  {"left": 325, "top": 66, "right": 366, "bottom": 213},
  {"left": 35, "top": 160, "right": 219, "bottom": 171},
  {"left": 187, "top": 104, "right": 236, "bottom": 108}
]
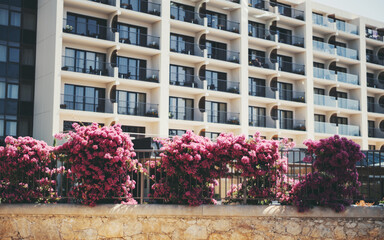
[
  {"left": 291, "top": 135, "right": 364, "bottom": 212},
  {"left": 55, "top": 123, "right": 138, "bottom": 206},
  {"left": 0, "top": 136, "right": 58, "bottom": 203}
]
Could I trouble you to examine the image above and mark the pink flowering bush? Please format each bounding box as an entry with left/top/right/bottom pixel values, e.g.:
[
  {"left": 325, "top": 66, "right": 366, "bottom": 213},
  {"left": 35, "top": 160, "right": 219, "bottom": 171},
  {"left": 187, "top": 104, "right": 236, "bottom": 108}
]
[
  {"left": 220, "top": 133, "right": 295, "bottom": 204},
  {"left": 0, "top": 136, "right": 59, "bottom": 203},
  {"left": 151, "top": 131, "right": 224, "bottom": 206},
  {"left": 54, "top": 123, "right": 138, "bottom": 206},
  {"left": 291, "top": 135, "right": 364, "bottom": 212}
]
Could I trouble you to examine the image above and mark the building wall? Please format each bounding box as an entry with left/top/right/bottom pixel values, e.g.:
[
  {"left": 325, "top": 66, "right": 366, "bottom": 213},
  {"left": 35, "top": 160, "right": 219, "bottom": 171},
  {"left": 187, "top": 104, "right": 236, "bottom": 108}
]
[
  {"left": 33, "top": 0, "right": 384, "bottom": 149},
  {"left": 0, "top": 205, "right": 383, "bottom": 239}
]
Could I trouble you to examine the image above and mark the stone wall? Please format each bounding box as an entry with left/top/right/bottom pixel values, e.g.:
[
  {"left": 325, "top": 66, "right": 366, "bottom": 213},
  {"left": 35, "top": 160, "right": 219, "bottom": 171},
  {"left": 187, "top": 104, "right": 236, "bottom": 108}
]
[{"left": 0, "top": 204, "right": 383, "bottom": 240}]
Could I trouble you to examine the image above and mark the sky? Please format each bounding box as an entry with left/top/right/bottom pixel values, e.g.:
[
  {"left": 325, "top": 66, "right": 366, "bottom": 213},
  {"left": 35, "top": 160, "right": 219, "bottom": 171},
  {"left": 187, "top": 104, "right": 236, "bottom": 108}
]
[{"left": 312, "top": 0, "right": 384, "bottom": 23}]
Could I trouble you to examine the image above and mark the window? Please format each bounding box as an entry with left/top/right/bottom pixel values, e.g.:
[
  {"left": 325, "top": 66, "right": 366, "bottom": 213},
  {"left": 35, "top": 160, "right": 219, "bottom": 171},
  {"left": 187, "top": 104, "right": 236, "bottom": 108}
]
[
  {"left": 368, "top": 120, "right": 375, "bottom": 137},
  {"left": 23, "top": 13, "right": 36, "bottom": 30},
  {"left": 9, "top": 47, "right": 19, "bottom": 63},
  {"left": 7, "top": 84, "right": 18, "bottom": 99},
  {"left": 169, "top": 97, "right": 194, "bottom": 120},
  {"left": 6, "top": 120, "right": 17, "bottom": 136},
  {"left": 206, "top": 70, "right": 227, "bottom": 91},
  {"left": 206, "top": 10, "right": 227, "bottom": 30},
  {"left": 121, "top": 125, "right": 145, "bottom": 139},
  {"left": 117, "top": 91, "right": 146, "bottom": 116},
  {"left": 367, "top": 96, "right": 375, "bottom": 112},
  {"left": 10, "top": 11, "right": 21, "bottom": 27},
  {"left": 118, "top": 23, "right": 147, "bottom": 46},
  {"left": 278, "top": 82, "right": 293, "bottom": 101},
  {"left": 205, "top": 131, "right": 220, "bottom": 141},
  {"left": 63, "top": 84, "right": 106, "bottom": 112},
  {"left": 313, "top": 62, "right": 324, "bottom": 69},
  {"left": 313, "top": 36, "right": 324, "bottom": 42},
  {"left": 63, "top": 121, "right": 104, "bottom": 131},
  {"left": 170, "top": 2, "right": 195, "bottom": 23},
  {"left": 314, "top": 114, "right": 325, "bottom": 122},
  {"left": 169, "top": 64, "right": 194, "bottom": 86},
  {"left": 206, "top": 101, "right": 227, "bottom": 123},
  {"left": 169, "top": 129, "right": 187, "bottom": 137},
  {"left": 275, "top": 54, "right": 293, "bottom": 72},
  {"left": 0, "top": 9, "right": 8, "bottom": 26},
  {"left": 337, "top": 91, "right": 347, "bottom": 99},
  {"left": 369, "top": 145, "right": 376, "bottom": 150},
  {"left": 117, "top": 56, "right": 146, "bottom": 80},
  {"left": 278, "top": 110, "right": 293, "bottom": 129},
  {"left": 331, "top": 117, "right": 348, "bottom": 126},
  {"left": 170, "top": 33, "right": 194, "bottom": 54},
  {"left": 248, "top": 21, "right": 266, "bottom": 38},
  {"left": 0, "top": 82, "right": 5, "bottom": 98},
  {"left": 206, "top": 40, "right": 227, "bottom": 61},
  {"left": 271, "top": 26, "right": 292, "bottom": 45},
  {"left": 249, "top": 106, "right": 266, "bottom": 127},
  {"left": 66, "top": 13, "right": 107, "bottom": 39},
  {"left": 314, "top": 88, "right": 325, "bottom": 95},
  {"left": 22, "top": 48, "right": 35, "bottom": 66},
  {"left": 0, "top": 45, "right": 6, "bottom": 62},
  {"left": 249, "top": 77, "right": 266, "bottom": 97},
  {"left": 64, "top": 48, "right": 106, "bottom": 75}
]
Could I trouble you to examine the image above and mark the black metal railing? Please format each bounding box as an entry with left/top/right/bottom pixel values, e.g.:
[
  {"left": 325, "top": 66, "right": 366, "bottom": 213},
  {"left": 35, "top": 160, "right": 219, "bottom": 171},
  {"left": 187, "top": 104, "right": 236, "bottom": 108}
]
[
  {"left": 169, "top": 107, "right": 204, "bottom": 121},
  {"left": 276, "top": 32, "right": 304, "bottom": 47},
  {"left": 89, "top": 0, "right": 116, "bottom": 6},
  {"left": 278, "top": 61, "right": 305, "bottom": 75},
  {"left": 62, "top": 18, "right": 113, "bottom": 41},
  {"left": 121, "top": 0, "right": 161, "bottom": 16},
  {"left": 279, "top": 118, "right": 306, "bottom": 131},
  {"left": 118, "top": 65, "right": 159, "bottom": 82},
  {"left": 169, "top": 73, "right": 204, "bottom": 89},
  {"left": 207, "top": 111, "right": 240, "bottom": 125},
  {"left": 206, "top": 46, "right": 240, "bottom": 63},
  {"left": 208, "top": 18, "right": 240, "bottom": 34},
  {"left": 206, "top": 78, "right": 240, "bottom": 94},
  {"left": 248, "top": 26, "right": 275, "bottom": 41},
  {"left": 278, "top": 89, "right": 305, "bottom": 103},
  {"left": 61, "top": 56, "right": 111, "bottom": 76},
  {"left": 170, "top": 40, "right": 204, "bottom": 57},
  {"left": 117, "top": 101, "right": 159, "bottom": 117},
  {"left": 118, "top": 30, "right": 160, "bottom": 49},
  {"left": 60, "top": 94, "right": 113, "bottom": 113},
  {"left": 249, "top": 115, "right": 276, "bottom": 128},
  {"left": 249, "top": 56, "right": 276, "bottom": 70},
  {"left": 249, "top": 85, "right": 276, "bottom": 99},
  {"left": 170, "top": 6, "right": 203, "bottom": 25}
]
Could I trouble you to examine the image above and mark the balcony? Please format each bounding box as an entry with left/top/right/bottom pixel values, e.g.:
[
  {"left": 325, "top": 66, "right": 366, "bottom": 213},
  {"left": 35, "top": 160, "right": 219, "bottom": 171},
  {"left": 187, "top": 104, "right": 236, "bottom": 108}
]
[
  {"left": 121, "top": 0, "right": 161, "bottom": 16},
  {"left": 170, "top": 40, "right": 204, "bottom": 57},
  {"left": 170, "top": 6, "right": 203, "bottom": 25},
  {"left": 314, "top": 94, "right": 337, "bottom": 107},
  {"left": 169, "top": 73, "right": 204, "bottom": 89},
  {"left": 169, "top": 107, "right": 204, "bottom": 121},
  {"left": 209, "top": 18, "right": 240, "bottom": 34},
  {"left": 117, "top": 101, "right": 159, "bottom": 117},
  {"left": 207, "top": 78, "right": 239, "bottom": 94},
  {"left": 277, "top": 32, "right": 304, "bottom": 48},
  {"left": 207, "top": 46, "right": 240, "bottom": 63},
  {"left": 248, "top": 0, "right": 304, "bottom": 21},
  {"left": 279, "top": 118, "right": 306, "bottom": 131},
  {"left": 368, "top": 103, "right": 384, "bottom": 114},
  {"left": 337, "top": 98, "right": 360, "bottom": 111},
  {"left": 249, "top": 116, "right": 276, "bottom": 128},
  {"left": 366, "top": 31, "right": 384, "bottom": 42},
  {"left": 336, "top": 46, "right": 358, "bottom": 60},
  {"left": 249, "top": 27, "right": 275, "bottom": 41},
  {"left": 338, "top": 124, "right": 360, "bottom": 136},
  {"left": 367, "top": 77, "right": 383, "bottom": 89},
  {"left": 312, "top": 13, "right": 334, "bottom": 29},
  {"left": 313, "top": 67, "right": 336, "bottom": 81},
  {"left": 368, "top": 128, "right": 384, "bottom": 138},
  {"left": 315, "top": 122, "right": 337, "bottom": 134},
  {"left": 249, "top": 85, "right": 276, "bottom": 99},
  {"left": 249, "top": 56, "right": 276, "bottom": 70},
  {"left": 61, "top": 56, "right": 112, "bottom": 77},
  {"left": 119, "top": 30, "right": 160, "bottom": 49},
  {"left": 63, "top": 18, "right": 113, "bottom": 41},
  {"left": 279, "top": 89, "right": 305, "bottom": 103},
  {"left": 89, "top": 0, "right": 116, "bottom": 6},
  {"left": 337, "top": 72, "right": 359, "bottom": 85},
  {"left": 278, "top": 61, "right": 305, "bottom": 75},
  {"left": 313, "top": 40, "right": 335, "bottom": 55},
  {"left": 366, "top": 53, "right": 384, "bottom": 66},
  {"left": 118, "top": 65, "right": 159, "bottom": 83},
  {"left": 208, "top": 111, "right": 240, "bottom": 125},
  {"left": 60, "top": 94, "right": 113, "bottom": 113},
  {"left": 336, "top": 22, "right": 358, "bottom": 35}
]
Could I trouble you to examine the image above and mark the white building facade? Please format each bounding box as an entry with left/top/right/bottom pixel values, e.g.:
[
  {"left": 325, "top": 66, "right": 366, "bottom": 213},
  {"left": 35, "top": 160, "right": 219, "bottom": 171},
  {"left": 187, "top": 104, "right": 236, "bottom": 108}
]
[{"left": 34, "top": 0, "right": 384, "bottom": 149}]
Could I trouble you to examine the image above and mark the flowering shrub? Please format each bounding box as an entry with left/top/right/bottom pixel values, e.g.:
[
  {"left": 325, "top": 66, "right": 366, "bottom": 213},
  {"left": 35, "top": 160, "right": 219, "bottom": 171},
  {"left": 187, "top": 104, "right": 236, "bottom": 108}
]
[
  {"left": 55, "top": 123, "right": 138, "bottom": 206},
  {"left": 151, "top": 131, "right": 224, "bottom": 206},
  {"left": 220, "top": 133, "right": 295, "bottom": 204},
  {"left": 291, "top": 135, "right": 364, "bottom": 212},
  {"left": 0, "top": 136, "right": 59, "bottom": 203}
]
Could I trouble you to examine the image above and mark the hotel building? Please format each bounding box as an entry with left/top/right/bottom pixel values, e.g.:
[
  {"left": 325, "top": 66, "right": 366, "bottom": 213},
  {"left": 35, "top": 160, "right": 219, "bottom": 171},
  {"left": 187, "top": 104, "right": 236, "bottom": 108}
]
[{"left": 30, "top": 0, "right": 384, "bottom": 149}]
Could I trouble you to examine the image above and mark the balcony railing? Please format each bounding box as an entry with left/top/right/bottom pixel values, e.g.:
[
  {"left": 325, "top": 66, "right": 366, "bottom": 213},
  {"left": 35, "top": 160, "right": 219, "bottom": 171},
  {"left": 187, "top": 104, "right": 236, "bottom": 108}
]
[
  {"left": 368, "top": 103, "right": 384, "bottom": 114},
  {"left": 169, "top": 73, "right": 204, "bottom": 89},
  {"left": 367, "top": 77, "right": 384, "bottom": 89},
  {"left": 366, "top": 53, "right": 384, "bottom": 66},
  {"left": 312, "top": 13, "right": 333, "bottom": 28},
  {"left": 366, "top": 31, "right": 384, "bottom": 42},
  {"left": 338, "top": 123, "right": 360, "bottom": 136},
  {"left": 249, "top": 85, "right": 276, "bottom": 99},
  {"left": 368, "top": 128, "right": 384, "bottom": 138},
  {"left": 207, "top": 111, "right": 240, "bottom": 125},
  {"left": 279, "top": 89, "right": 305, "bottom": 103},
  {"left": 121, "top": 0, "right": 161, "bottom": 16},
  {"left": 313, "top": 67, "right": 336, "bottom": 81},
  {"left": 248, "top": 0, "right": 269, "bottom": 11},
  {"left": 337, "top": 98, "right": 360, "bottom": 111},
  {"left": 314, "top": 94, "right": 337, "bottom": 107},
  {"left": 315, "top": 121, "right": 337, "bottom": 134},
  {"left": 336, "top": 46, "right": 358, "bottom": 60},
  {"left": 248, "top": 27, "right": 275, "bottom": 41},
  {"left": 312, "top": 40, "right": 335, "bottom": 55},
  {"left": 337, "top": 72, "right": 359, "bottom": 85},
  {"left": 170, "top": 6, "right": 203, "bottom": 25},
  {"left": 207, "top": 46, "right": 240, "bottom": 63},
  {"left": 336, "top": 21, "right": 358, "bottom": 35},
  {"left": 63, "top": 18, "right": 113, "bottom": 41},
  {"left": 61, "top": 56, "right": 112, "bottom": 77},
  {"left": 60, "top": 94, "right": 113, "bottom": 113},
  {"left": 118, "top": 65, "right": 159, "bottom": 82},
  {"left": 118, "top": 30, "right": 160, "bottom": 49},
  {"left": 272, "top": 1, "right": 304, "bottom": 20},
  {"left": 170, "top": 40, "right": 204, "bottom": 57},
  {"left": 279, "top": 118, "right": 306, "bottom": 131},
  {"left": 276, "top": 32, "right": 304, "bottom": 48},
  {"left": 89, "top": 0, "right": 116, "bottom": 6},
  {"left": 249, "top": 115, "right": 276, "bottom": 128},
  {"left": 169, "top": 107, "right": 203, "bottom": 121},
  {"left": 278, "top": 61, "right": 305, "bottom": 75},
  {"left": 209, "top": 18, "right": 240, "bottom": 34},
  {"left": 117, "top": 101, "right": 159, "bottom": 117},
  {"left": 249, "top": 56, "right": 276, "bottom": 70},
  {"left": 207, "top": 78, "right": 240, "bottom": 94}
]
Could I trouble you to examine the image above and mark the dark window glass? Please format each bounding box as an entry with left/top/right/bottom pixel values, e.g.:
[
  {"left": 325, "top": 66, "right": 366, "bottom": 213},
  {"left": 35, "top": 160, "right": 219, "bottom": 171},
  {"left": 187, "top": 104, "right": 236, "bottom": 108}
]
[
  {"left": 63, "top": 84, "right": 106, "bottom": 112},
  {"left": 169, "top": 129, "right": 187, "bottom": 137},
  {"left": 117, "top": 56, "right": 147, "bottom": 80},
  {"left": 63, "top": 48, "right": 106, "bottom": 75},
  {"left": 117, "top": 90, "right": 147, "bottom": 116},
  {"left": 249, "top": 77, "right": 266, "bottom": 97},
  {"left": 206, "top": 101, "right": 227, "bottom": 123},
  {"left": 170, "top": 2, "right": 196, "bottom": 23},
  {"left": 314, "top": 114, "right": 325, "bottom": 122},
  {"left": 118, "top": 23, "right": 147, "bottom": 46},
  {"left": 206, "top": 40, "right": 227, "bottom": 61},
  {"left": 278, "top": 82, "right": 293, "bottom": 101},
  {"left": 249, "top": 106, "right": 266, "bottom": 127},
  {"left": 248, "top": 21, "right": 266, "bottom": 38},
  {"left": 169, "top": 96, "right": 194, "bottom": 120},
  {"left": 206, "top": 70, "right": 227, "bottom": 91},
  {"left": 314, "top": 88, "right": 325, "bottom": 95},
  {"left": 278, "top": 110, "right": 293, "bottom": 129},
  {"left": 169, "top": 64, "right": 194, "bottom": 86},
  {"left": 66, "top": 13, "right": 107, "bottom": 39},
  {"left": 206, "top": 10, "right": 227, "bottom": 30},
  {"left": 313, "top": 62, "right": 324, "bottom": 69},
  {"left": 170, "top": 33, "right": 194, "bottom": 54},
  {"left": 121, "top": 125, "right": 145, "bottom": 139}
]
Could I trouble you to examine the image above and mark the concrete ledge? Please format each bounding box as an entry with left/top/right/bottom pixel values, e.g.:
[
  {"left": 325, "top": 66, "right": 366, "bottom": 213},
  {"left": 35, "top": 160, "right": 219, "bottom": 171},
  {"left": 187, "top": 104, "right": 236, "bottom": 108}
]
[{"left": 0, "top": 204, "right": 383, "bottom": 218}]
